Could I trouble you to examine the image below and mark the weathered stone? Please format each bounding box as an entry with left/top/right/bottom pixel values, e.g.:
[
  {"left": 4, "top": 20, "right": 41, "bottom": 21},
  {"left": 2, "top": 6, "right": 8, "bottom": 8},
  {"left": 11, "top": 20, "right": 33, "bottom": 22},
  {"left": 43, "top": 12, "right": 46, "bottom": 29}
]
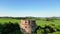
[{"left": 20, "top": 19, "right": 36, "bottom": 34}]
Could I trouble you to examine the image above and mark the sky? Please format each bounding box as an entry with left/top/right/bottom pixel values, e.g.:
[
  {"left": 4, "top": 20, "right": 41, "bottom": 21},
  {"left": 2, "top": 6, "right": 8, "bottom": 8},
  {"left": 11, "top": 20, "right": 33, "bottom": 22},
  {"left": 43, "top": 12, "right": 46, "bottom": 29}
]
[{"left": 0, "top": 0, "right": 60, "bottom": 17}]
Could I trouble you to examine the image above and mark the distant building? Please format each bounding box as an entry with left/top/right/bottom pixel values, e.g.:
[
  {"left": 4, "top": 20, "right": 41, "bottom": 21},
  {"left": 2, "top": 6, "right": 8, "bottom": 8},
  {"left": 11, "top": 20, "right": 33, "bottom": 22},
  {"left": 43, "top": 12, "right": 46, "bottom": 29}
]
[{"left": 20, "top": 19, "right": 36, "bottom": 34}]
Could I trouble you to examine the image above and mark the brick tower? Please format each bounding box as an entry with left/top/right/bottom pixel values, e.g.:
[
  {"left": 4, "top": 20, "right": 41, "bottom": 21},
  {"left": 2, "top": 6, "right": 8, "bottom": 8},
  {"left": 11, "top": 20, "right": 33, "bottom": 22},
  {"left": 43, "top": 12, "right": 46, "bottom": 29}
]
[{"left": 20, "top": 19, "right": 36, "bottom": 34}]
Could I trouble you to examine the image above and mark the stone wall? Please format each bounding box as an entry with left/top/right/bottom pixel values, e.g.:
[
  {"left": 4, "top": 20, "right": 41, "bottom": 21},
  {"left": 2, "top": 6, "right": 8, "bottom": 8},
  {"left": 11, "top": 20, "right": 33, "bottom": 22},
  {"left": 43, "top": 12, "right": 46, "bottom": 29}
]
[{"left": 20, "top": 19, "right": 36, "bottom": 34}]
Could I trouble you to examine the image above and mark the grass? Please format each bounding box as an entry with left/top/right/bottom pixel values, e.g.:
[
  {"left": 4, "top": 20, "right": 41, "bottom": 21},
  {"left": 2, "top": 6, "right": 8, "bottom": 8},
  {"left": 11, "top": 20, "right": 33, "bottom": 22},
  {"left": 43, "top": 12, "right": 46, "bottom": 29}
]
[
  {"left": 0, "top": 18, "right": 60, "bottom": 26},
  {"left": 0, "top": 18, "right": 60, "bottom": 34},
  {"left": 53, "top": 31, "right": 60, "bottom": 34},
  {"left": 0, "top": 18, "right": 20, "bottom": 24},
  {"left": 36, "top": 19, "right": 60, "bottom": 26}
]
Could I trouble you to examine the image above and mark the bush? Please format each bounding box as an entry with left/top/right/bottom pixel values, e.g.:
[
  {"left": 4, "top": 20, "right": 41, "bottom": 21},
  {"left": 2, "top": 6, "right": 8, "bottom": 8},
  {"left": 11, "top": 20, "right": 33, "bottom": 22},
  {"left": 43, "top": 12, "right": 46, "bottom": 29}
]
[{"left": 0, "top": 22, "right": 22, "bottom": 34}]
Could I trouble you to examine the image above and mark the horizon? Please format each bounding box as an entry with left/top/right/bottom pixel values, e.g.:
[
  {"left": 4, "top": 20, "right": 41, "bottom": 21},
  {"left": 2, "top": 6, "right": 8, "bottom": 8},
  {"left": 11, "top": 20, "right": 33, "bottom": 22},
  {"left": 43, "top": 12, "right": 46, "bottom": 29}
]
[
  {"left": 0, "top": 16, "right": 57, "bottom": 18},
  {"left": 0, "top": 0, "right": 60, "bottom": 17}
]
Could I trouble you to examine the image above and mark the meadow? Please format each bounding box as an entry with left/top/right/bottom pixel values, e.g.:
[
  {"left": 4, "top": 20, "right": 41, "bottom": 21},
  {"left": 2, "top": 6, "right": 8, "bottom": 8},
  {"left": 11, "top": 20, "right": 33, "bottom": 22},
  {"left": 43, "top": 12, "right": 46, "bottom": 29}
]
[
  {"left": 0, "top": 17, "right": 60, "bottom": 34},
  {"left": 0, "top": 18, "right": 20, "bottom": 24},
  {"left": 0, "top": 17, "right": 60, "bottom": 26}
]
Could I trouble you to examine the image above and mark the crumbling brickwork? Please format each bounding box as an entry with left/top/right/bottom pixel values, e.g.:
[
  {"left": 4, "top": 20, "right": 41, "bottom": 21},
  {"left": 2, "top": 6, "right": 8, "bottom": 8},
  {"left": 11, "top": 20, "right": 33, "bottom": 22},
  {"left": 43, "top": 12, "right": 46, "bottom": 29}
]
[{"left": 20, "top": 19, "right": 36, "bottom": 34}]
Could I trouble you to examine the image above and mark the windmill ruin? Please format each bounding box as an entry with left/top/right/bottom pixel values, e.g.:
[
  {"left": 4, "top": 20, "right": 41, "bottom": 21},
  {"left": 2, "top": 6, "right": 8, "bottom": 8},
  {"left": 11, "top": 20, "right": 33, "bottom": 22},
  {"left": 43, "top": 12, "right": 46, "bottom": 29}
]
[{"left": 20, "top": 19, "right": 36, "bottom": 34}]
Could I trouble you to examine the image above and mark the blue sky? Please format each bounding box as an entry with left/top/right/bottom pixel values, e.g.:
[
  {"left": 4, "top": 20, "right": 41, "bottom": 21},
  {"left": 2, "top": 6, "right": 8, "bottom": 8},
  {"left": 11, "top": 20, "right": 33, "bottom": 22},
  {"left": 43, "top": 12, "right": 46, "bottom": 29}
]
[{"left": 0, "top": 0, "right": 60, "bottom": 17}]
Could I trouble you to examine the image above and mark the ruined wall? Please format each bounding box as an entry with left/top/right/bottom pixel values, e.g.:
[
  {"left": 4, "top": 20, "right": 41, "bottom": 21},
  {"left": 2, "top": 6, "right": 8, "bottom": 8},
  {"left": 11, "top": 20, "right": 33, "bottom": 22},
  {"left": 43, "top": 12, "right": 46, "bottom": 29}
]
[{"left": 20, "top": 19, "right": 36, "bottom": 34}]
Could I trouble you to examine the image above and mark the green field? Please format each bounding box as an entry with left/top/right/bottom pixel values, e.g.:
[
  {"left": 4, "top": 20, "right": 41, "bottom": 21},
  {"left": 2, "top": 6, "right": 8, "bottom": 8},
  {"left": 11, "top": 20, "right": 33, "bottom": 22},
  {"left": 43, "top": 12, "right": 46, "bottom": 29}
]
[
  {"left": 0, "top": 18, "right": 20, "bottom": 24},
  {"left": 36, "top": 20, "right": 60, "bottom": 26},
  {"left": 0, "top": 18, "right": 60, "bottom": 26},
  {"left": 0, "top": 17, "right": 60, "bottom": 34}
]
